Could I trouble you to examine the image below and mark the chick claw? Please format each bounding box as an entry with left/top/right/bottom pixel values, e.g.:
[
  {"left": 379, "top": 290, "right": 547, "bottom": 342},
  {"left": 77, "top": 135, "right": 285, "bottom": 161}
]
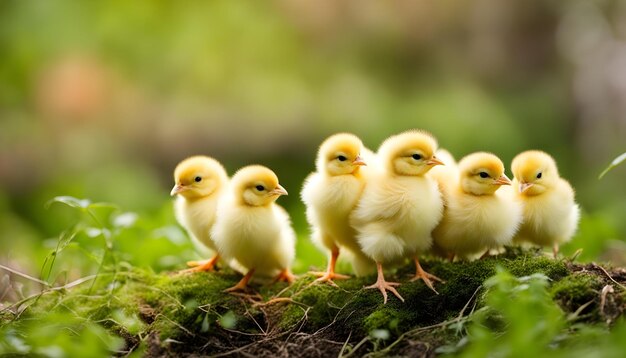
[
  {"left": 310, "top": 271, "right": 350, "bottom": 286},
  {"left": 409, "top": 270, "right": 444, "bottom": 294},
  {"left": 410, "top": 257, "right": 444, "bottom": 294},
  {"left": 366, "top": 262, "right": 404, "bottom": 304},
  {"left": 365, "top": 279, "right": 404, "bottom": 304},
  {"left": 180, "top": 255, "right": 220, "bottom": 274},
  {"left": 272, "top": 269, "right": 296, "bottom": 284},
  {"left": 224, "top": 269, "right": 255, "bottom": 293}
]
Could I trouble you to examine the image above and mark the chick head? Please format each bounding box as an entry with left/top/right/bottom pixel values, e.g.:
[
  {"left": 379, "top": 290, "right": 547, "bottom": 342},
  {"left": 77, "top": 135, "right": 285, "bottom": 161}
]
[
  {"left": 171, "top": 156, "right": 228, "bottom": 200},
  {"left": 458, "top": 152, "right": 511, "bottom": 195},
  {"left": 316, "top": 133, "right": 367, "bottom": 176},
  {"left": 231, "top": 165, "right": 288, "bottom": 206},
  {"left": 511, "top": 150, "right": 559, "bottom": 196},
  {"left": 378, "top": 130, "right": 444, "bottom": 176}
]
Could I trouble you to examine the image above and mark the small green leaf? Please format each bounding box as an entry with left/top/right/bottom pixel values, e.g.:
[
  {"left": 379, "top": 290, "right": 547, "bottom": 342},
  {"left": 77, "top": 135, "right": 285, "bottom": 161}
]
[
  {"left": 370, "top": 329, "right": 390, "bottom": 340},
  {"left": 218, "top": 311, "right": 237, "bottom": 329},
  {"left": 599, "top": 152, "right": 626, "bottom": 179},
  {"left": 45, "top": 196, "right": 91, "bottom": 210}
]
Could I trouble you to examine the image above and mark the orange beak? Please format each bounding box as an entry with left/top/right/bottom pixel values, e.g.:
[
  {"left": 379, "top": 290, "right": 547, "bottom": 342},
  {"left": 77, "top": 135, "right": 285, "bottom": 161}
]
[
  {"left": 170, "top": 184, "right": 188, "bottom": 196},
  {"left": 269, "top": 184, "right": 288, "bottom": 196},
  {"left": 352, "top": 155, "right": 367, "bottom": 166},
  {"left": 493, "top": 175, "right": 512, "bottom": 186},
  {"left": 427, "top": 156, "right": 445, "bottom": 166},
  {"left": 519, "top": 182, "right": 534, "bottom": 193}
]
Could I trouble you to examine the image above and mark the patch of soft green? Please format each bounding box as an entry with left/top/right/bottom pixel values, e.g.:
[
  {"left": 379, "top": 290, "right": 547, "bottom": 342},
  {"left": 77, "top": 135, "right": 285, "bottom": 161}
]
[{"left": 551, "top": 272, "right": 604, "bottom": 316}]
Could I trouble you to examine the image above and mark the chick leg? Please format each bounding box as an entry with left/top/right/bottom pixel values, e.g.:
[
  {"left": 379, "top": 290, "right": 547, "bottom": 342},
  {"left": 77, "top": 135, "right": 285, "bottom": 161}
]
[
  {"left": 272, "top": 269, "right": 296, "bottom": 284},
  {"left": 553, "top": 244, "right": 559, "bottom": 259},
  {"left": 365, "top": 262, "right": 404, "bottom": 304},
  {"left": 311, "top": 247, "right": 350, "bottom": 285},
  {"left": 409, "top": 257, "right": 444, "bottom": 294},
  {"left": 224, "top": 269, "right": 255, "bottom": 293},
  {"left": 480, "top": 249, "right": 491, "bottom": 260},
  {"left": 181, "top": 254, "right": 220, "bottom": 273}
]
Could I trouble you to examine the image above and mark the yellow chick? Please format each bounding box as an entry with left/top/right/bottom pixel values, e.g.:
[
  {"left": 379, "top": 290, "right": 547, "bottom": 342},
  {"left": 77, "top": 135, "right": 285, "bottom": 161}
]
[
  {"left": 171, "top": 156, "right": 229, "bottom": 273},
  {"left": 511, "top": 150, "right": 580, "bottom": 258},
  {"left": 301, "top": 133, "right": 373, "bottom": 284},
  {"left": 432, "top": 152, "right": 523, "bottom": 260},
  {"left": 212, "top": 165, "right": 296, "bottom": 292},
  {"left": 351, "top": 130, "right": 445, "bottom": 303}
]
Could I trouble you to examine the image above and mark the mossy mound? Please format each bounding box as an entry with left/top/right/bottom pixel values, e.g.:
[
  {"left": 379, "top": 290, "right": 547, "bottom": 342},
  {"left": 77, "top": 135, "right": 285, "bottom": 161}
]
[{"left": 3, "top": 250, "right": 625, "bottom": 357}]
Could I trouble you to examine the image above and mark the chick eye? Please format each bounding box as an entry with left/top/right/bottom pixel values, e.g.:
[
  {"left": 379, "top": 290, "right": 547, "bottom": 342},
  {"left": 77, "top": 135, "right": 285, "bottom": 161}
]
[
  {"left": 255, "top": 185, "right": 265, "bottom": 191},
  {"left": 536, "top": 172, "right": 542, "bottom": 179},
  {"left": 337, "top": 155, "right": 347, "bottom": 162},
  {"left": 194, "top": 176, "right": 202, "bottom": 182},
  {"left": 412, "top": 154, "right": 422, "bottom": 160},
  {"left": 479, "top": 172, "right": 490, "bottom": 179}
]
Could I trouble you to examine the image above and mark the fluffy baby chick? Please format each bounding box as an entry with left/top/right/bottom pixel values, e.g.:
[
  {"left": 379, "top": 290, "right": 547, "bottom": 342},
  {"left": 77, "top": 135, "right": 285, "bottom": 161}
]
[
  {"left": 301, "top": 133, "right": 373, "bottom": 284},
  {"left": 212, "top": 165, "right": 296, "bottom": 292},
  {"left": 511, "top": 150, "right": 580, "bottom": 258},
  {"left": 432, "top": 152, "right": 523, "bottom": 260},
  {"left": 171, "top": 156, "right": 229, "bottom": 273},
  {"left": 351, "top": 130, "right": 445, "bottom": 303}
]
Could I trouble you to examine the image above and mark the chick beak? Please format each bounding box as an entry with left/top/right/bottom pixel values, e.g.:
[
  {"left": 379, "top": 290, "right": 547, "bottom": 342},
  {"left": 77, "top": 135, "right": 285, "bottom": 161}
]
[
  {"left": 427, "top": 156, "right": 445, "bottom": 166},
  {"left": 269, "top": 184, "right": 288, "bottom": 196},
  {"left": 493, "top": 175, "right": 512, "bottom": 186},
  {"left": 170, "top": 184, "right": 187, "bottom": 196},
  {"left": 519, "top": 182, "right": 534, "bottom": 193},
  {"left": 352, "top": 155, "right": 367, "bottom": 166}
]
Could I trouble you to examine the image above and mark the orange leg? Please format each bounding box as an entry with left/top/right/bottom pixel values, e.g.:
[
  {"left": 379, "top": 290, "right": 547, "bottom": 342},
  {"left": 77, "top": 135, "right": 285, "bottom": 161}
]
[
  {"left": 273, "top": 268, "right": 296, "bottom": 284},
  {"left": 181, "top": 254, "right": 220, "bottom": 273},
  {"left": 364, "top": 262, "right": 404, "bottom": 304},
  {"left": 553, "top": 244, "right": 559, "bottom": 259},
  {"left": 409, "top": 257, "right": 444, "bottom": 294},
  {"left": 224, "top": 269, "right": 255, "bottom": 293},
  {"left": 310, "top": 247, "right": 350, "bottom": 285}
]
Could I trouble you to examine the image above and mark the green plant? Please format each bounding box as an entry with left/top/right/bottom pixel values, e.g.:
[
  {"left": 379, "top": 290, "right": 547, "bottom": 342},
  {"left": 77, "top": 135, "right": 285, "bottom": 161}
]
[{"left": 599, "top": 152, "right": 626, "bottom": 179}]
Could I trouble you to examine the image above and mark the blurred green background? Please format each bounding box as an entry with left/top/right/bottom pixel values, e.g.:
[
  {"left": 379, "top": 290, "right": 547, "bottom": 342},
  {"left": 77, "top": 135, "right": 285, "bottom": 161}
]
[{"left": 1, "top": 0, "right": 625, "bottom": 290}]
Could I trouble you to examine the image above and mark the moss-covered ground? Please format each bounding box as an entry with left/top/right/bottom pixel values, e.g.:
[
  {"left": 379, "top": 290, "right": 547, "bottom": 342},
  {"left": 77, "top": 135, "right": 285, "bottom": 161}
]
[{"left": 2, "top": 249, "right": 626, "bottom": 357}]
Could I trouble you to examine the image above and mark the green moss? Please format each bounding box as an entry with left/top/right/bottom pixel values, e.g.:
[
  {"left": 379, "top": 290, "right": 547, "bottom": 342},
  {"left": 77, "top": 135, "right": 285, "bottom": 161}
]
[
  {"left": 363, "top": 307, "right": 402, "bottom": 333},
  {"left": 551, "top": 273, "right": 604, "bottom": 315},
  {"left": 3, "top": 249, "right": 619, "bottom": 356}
]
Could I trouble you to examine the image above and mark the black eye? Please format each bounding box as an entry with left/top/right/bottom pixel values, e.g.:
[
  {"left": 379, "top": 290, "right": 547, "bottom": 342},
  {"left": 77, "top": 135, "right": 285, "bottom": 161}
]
[
  {"left": 412, "top": 154, "right": 422, "bottom": 160},
  {"left": 479, "top": 172, "right": 489, "bottom": 178},
  {"left": 536, "top": 172, "right": 542, "bottom": 179},
  {"left": 337, "top": 155, "right": 347, "bottom": 162},
  {"left": 255, "top": 185, "right": 265, "bottom": 191},
  {"left": 194, "top": 176, "right": 202, "bottom": 182}
]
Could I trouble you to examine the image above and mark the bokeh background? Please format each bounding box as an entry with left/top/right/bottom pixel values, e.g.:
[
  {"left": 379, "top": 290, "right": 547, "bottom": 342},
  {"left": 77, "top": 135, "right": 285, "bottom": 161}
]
[{"left": 1, "top": 0, "right": 625, "bottom": 287}]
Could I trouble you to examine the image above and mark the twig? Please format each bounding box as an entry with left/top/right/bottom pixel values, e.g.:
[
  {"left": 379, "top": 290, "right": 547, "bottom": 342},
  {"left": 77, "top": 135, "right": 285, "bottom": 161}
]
[
  {"left": 338, "top": 331, "right": 353, "bottom": 358},
  {"left": 0, "top": 264, "right": 51, "bottom": 286},
  {"left": 340, "top": 336, "right": 369, "bottom": 358},
  {"left": 600, "top": 285, "right": 615, "bottom": 317},
  {"left": 0, "top": 275, "right": 97, "bottom": 314},
  {"left": 593, "top": 264, "right": 626, "bottom": 290},
  {"left": 567, "top": 300, "right": 595, "bottom": 322}
]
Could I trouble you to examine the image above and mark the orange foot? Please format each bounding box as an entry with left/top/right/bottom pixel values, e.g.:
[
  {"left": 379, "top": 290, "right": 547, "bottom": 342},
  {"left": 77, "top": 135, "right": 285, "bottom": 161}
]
[
  {"left": 365, "top": 262, "right": 404, "bottom": 304},
  {"left": 273, "top": 269, "right": 296, "bottom": 284},
  {"left": 180, "top": 255, "right": 220, "bottom": 274},
  {"left": 224, "top": 269, "right": 255, "bottom": 293},
  {"left": 410, "top": 258, "right": 444, "bottom": 294},
  {"left": 309, "top": 270, "right": 350, "bottom": 286}
]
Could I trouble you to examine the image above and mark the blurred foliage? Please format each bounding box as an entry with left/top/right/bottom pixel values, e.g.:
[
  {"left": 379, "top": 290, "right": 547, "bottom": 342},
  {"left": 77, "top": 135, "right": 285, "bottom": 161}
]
[{"left": 1, "top": 0, "right": 625, "bottom": 279}]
